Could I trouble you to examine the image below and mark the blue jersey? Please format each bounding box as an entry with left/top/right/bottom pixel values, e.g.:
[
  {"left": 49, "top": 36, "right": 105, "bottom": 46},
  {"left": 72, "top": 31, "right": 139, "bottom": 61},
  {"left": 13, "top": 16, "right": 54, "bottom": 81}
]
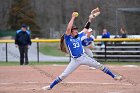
[
  {"left": 81, "top": 35, "right": 94, "bottom": 46},
  {"left": 64, "top": 32, "right": 85, "bottom": 58}
]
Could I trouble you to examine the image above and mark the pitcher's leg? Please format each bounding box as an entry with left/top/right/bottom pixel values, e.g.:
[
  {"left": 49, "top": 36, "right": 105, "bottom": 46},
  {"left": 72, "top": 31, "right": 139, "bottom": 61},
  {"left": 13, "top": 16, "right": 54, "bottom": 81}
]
[
  {"left": 46, "top": 58, "right": 80, "bottom": 89},
  {"left": 84, "top": 47, "right": 93, "bottom": 58},
  {"left": 92, "top": 59, "right": 116, "bottom": 78},
  {"left": 82, "top": 55, "right": 118, "bottom": 78},
  {"left": 84, "top": 48, "right": 96, "bottom": 70}
]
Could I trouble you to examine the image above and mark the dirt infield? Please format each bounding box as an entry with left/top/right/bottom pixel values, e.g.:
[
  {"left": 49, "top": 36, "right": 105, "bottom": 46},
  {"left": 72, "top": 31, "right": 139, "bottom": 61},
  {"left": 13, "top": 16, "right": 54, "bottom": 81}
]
[{"left": 0, "top": 64, "right": 140, "bottom": 93}]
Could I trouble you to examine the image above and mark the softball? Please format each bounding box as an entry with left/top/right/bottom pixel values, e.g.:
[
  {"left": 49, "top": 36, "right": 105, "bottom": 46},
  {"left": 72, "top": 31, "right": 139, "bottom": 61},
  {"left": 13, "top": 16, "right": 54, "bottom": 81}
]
[{"left": 74, "top": 12, "right": 79, "bottom": 17}]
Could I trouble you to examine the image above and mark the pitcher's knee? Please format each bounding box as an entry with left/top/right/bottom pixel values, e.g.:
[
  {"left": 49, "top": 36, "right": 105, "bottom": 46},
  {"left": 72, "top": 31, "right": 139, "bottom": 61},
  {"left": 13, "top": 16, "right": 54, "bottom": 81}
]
[{"left": 96, "top": 64, "right": 105, "bottom": 70}]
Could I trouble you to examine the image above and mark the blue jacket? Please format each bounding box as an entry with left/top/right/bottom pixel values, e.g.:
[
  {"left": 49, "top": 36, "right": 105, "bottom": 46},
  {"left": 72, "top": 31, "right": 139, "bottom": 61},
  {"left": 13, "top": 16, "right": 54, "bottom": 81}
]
[
  {"left": 15, "top": 30, "right": 32, "bottom": 46},
  {"left": 102, "top": 32, "right": 110, "bottom": 38}
]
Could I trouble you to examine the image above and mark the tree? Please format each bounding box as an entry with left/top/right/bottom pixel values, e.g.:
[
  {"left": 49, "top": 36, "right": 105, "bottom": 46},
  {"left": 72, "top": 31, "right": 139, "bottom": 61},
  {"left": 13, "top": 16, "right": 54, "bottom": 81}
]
[{"left": 8, "top": 0, "right": 41, "bottom": 37}]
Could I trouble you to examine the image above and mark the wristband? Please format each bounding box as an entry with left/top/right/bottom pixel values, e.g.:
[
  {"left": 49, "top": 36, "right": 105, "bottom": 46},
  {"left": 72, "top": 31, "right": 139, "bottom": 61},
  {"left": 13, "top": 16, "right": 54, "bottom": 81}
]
[{"left": 84, "top": 22, "right": 91, "bottom": 29}]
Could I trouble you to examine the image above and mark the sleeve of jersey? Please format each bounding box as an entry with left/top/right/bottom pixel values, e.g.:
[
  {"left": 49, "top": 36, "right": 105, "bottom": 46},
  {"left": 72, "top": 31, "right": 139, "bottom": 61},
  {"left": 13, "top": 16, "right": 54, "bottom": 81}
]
[
  {"left": 78, "top": 31, "right": 86, "bottom": 37},
  {"left": 91, "top": 35, "right": 95, "bottom": 40},
  {"left": 64, "top": 34, "right": 70, "bottom": 41},
  {"left": 81, "top": 36, "right": 87, "bottom": 41}
]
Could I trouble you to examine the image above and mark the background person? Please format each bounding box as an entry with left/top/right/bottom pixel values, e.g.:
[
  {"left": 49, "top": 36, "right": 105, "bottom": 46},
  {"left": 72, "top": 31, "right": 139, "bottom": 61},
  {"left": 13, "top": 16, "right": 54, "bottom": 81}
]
[
  {"left": 119, "top": 27, "right": 127, "bottom": 44},
  {"left": 81, "top": 28, "right": 96, "bottom": 70},
  {"left": 120, "top": 27, "right": 127, "bottom": 38},
  {"left": 102, "top": 28, "right": 110, "bottom": 38},
  {"left": 15, "top": 24, "right": 32, "bottom": 65},
  {"left": 101, "top": 28, "right": 110, "bottom": 48}
]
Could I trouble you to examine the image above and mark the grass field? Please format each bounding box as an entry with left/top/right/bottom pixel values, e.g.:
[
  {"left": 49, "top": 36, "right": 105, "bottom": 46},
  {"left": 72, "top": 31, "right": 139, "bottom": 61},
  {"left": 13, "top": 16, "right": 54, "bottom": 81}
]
[{"left": 39, "top": 43, "right": 66, "bottom": 56}]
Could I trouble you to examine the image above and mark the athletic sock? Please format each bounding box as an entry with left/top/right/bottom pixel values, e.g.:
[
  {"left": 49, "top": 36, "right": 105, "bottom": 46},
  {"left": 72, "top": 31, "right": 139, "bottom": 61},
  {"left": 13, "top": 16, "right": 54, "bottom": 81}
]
[
  {"left": 102, "top": 67, "right": 115, "bottom": 78},
  {"left": 50, "top": 77, "right": 62, "bottom": 89}
]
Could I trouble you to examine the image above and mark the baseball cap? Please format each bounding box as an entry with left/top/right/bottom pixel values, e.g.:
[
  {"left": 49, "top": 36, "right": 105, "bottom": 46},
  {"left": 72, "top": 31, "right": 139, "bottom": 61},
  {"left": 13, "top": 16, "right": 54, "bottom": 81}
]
[
  {"left": 71, "top": 25, "right": 78, "bottom": 30},
  {"left": 88, "top": 28, "right": 93, "bottom": 32},
  {"left": 21, "top": 24, "right": 27, "bottom": 28}
]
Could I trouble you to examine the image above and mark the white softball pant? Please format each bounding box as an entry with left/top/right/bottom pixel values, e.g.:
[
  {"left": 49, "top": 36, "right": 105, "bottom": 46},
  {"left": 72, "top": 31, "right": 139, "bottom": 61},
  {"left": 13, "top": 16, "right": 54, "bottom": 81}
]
[
  {"left": 59, "top": 53, "right": 104, "bottom": 80},
  {"left": 84, "top": 47, "right": 93, "bottom": 58}
]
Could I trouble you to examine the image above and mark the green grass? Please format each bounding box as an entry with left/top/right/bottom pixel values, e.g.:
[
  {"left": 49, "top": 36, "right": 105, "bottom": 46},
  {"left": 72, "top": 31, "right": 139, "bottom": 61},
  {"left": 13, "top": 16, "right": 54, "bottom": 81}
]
[
  {"left": 39, "top": 43, "right": 66, "bottom": 56},
  {"left": 0, "top": 61, "right": 140, "bottom": 66},
  {"left": 0, "top": 62, "right": 20, "bottom": 66}
]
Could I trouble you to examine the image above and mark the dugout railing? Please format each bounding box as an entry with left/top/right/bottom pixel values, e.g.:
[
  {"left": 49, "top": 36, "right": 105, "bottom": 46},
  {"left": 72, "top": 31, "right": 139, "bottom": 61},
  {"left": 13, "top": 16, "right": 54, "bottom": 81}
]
[
  {"left": 93, "top": 42, "right": 140, "bottom": 62},
  {"left": 0, "top": 38, "right": 140, "bottom": 62}
]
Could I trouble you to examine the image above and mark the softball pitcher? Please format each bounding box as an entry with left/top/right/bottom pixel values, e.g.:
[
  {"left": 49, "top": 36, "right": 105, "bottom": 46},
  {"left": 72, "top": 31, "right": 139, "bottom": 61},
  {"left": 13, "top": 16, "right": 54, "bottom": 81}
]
[{"left": 42, "top": 8, "right": 122, "bottom": 90}]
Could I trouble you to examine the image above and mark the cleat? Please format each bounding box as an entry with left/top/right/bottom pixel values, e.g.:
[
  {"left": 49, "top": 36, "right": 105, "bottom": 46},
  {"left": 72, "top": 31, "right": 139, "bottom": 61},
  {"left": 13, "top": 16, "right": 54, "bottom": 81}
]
[
  {"left": 114, "top": 75, "right": 122, "bottom": 80},
  {"left": 42, "top": 85, "right": 52, "bottom": 90}
]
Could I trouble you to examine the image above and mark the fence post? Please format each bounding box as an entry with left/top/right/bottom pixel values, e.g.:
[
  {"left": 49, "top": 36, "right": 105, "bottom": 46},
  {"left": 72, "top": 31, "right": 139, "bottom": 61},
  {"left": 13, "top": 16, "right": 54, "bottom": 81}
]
[
  {"left": 37, "top": 42, "right": 39, "bottom": 62},
  {"left": 104, "top": 42, "right": 107, "bottom": 62},
  {"left": 6, "top": 43, "right": 8, "bottom": 62}
]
